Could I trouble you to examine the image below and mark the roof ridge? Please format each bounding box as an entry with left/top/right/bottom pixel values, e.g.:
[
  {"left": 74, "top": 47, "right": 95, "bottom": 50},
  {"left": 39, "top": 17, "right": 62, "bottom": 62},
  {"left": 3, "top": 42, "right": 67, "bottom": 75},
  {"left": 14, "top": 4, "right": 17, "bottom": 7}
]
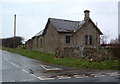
[
  {"left": 47, "top": 17, "right": 86, "bottom": 33},
  {"left": 49, "top": 18, "right": 80, "bottom": 22}
]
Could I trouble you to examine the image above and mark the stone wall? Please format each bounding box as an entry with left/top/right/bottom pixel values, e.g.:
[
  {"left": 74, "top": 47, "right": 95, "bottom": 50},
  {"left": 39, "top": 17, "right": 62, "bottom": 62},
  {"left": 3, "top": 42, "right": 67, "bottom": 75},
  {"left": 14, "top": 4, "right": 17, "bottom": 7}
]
[{"left": 55, "top": 46, "right": 116, "bottom": 61}]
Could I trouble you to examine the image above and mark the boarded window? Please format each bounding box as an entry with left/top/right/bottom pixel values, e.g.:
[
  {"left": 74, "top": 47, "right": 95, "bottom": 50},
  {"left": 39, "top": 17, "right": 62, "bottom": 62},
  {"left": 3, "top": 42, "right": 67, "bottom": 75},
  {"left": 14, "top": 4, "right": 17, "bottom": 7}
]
[
  {"left": 66, "top": 36, "right": 71, "bottom": 44},
  {"left": 85, "top": 35, "right": 93, "bottom": 44}
]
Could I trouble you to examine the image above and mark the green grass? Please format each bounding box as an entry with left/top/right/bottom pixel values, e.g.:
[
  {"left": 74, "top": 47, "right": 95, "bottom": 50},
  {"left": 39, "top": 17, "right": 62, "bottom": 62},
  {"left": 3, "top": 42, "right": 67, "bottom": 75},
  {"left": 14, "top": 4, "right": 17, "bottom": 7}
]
[{"left": 2, "top": 47, "right": 119, "bottom": 70}]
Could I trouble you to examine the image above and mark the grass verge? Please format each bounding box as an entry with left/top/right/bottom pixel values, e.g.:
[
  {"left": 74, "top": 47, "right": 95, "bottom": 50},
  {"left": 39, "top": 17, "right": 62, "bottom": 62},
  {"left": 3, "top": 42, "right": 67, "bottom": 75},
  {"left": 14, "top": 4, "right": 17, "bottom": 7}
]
[{"left": 2, "top": 47, "right": 119, "bottom": 70}]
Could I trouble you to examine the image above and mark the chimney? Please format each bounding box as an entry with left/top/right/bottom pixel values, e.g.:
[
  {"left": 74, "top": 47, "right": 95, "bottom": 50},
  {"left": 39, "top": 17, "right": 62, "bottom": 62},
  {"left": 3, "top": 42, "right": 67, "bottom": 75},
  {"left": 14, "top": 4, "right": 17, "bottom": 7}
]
[{"left": 84, "top": 10, "right": 90, "bottom": 20}]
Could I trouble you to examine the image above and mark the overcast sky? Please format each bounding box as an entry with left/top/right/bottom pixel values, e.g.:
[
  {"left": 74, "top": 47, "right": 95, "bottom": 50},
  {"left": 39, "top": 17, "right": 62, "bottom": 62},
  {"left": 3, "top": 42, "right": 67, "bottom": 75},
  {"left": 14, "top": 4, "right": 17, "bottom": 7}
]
[{"left": 0, "top": 0, "right": 119, "bottom": 42}]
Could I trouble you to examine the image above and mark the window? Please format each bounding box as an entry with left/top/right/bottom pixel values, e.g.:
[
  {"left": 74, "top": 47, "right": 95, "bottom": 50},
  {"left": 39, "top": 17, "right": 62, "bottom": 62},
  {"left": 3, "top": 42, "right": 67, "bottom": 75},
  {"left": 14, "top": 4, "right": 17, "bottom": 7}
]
[
  {"left": 40, "top": 39, "right": 42, "bottom": 45},
  {"left": 66, "top": 36, "right": 71, "bottom": 44},
  {"left": 36, "top": 37, "right": 39, "bottom": 47},
  {"left": 85, "top": 35, "right": 93, "bottom": 44},
  {"left": 85, "top": 35, "right": 88, "bottom": 44},
  {"left": 89, "top": 35, "right": 92, "bottom": 44}
]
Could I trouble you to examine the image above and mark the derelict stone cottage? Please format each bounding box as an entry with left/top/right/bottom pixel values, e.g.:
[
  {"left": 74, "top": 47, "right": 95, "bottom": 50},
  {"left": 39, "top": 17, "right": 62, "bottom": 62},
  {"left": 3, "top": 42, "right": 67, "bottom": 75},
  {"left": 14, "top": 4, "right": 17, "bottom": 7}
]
[{"left": 25, "top": 10, "right": 103, "bottom": 54}]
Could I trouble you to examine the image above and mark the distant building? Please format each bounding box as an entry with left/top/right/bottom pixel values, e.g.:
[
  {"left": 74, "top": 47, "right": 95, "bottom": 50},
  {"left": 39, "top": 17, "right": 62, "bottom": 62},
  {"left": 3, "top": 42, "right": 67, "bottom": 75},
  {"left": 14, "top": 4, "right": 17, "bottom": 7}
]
[
  {"left": 25, "top": 10, "right": 103, "bottom": 54},
  {"left": 0, "top": 36, "right": 23, "bottom": 48}
]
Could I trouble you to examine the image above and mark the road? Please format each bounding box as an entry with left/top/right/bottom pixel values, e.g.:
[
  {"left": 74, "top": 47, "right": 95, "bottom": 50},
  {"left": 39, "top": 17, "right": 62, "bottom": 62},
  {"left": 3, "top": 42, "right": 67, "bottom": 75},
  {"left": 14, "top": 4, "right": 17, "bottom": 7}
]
[{"left": 0, "top": 49, "right": 119, "bottom": 83}]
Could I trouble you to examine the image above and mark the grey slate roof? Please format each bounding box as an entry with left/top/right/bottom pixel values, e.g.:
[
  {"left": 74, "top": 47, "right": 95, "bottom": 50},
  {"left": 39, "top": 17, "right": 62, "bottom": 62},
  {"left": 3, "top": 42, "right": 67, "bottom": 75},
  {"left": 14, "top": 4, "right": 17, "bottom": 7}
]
[
  {"left": 35, "top": 30, "right": 44, "bottom": 37},
  {"left": 34, "top": 18, "right": 86, "bottom": 37},
  {"left": 49, "top": 18, "right": 85, "bottom": 32}
]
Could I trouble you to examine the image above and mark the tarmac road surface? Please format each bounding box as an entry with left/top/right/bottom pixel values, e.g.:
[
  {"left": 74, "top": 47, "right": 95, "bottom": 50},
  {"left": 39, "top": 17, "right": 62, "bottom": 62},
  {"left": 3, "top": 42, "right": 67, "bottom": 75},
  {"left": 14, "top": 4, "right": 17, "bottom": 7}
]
[{"left": 0, "top": 49, "right": 119, "bottom": 83}]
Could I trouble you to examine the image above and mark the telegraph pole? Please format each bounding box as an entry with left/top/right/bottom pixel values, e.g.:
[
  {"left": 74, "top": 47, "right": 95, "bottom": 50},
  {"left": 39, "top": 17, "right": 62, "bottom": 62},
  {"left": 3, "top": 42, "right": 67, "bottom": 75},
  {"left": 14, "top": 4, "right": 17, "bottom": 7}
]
[{"left": 14, "top": 14, "right": 16, "bottom": 49}]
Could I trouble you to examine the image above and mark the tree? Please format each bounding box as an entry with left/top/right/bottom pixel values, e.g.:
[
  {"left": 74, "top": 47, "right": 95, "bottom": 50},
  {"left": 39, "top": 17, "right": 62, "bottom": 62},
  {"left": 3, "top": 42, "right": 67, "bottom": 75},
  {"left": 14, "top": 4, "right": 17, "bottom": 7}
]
[
  {"left": 110, "top": 35, "right": 120, "bottom": 45},
  {"left": 110, "top": 35, "right": 120, "bottom": 59},
  {"left": 100, "top": 34, "right": 109, "bottom": 44}
]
